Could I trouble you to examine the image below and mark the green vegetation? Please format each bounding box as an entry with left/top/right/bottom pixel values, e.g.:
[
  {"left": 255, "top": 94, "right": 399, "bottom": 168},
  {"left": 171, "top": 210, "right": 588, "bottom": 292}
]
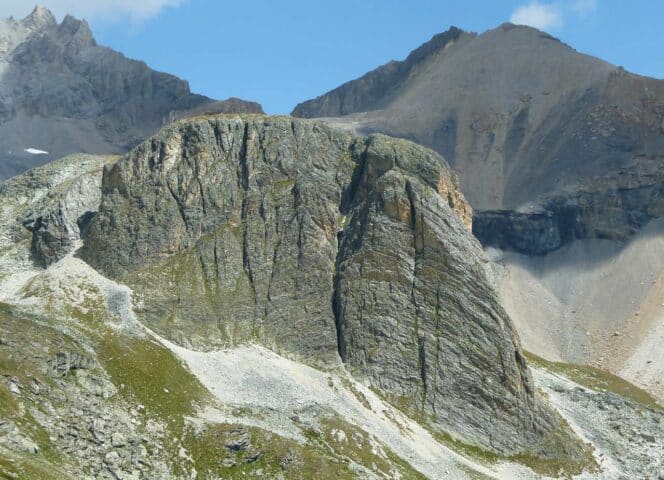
[
  {"left": 317, "top": 415, "right": 427, "bottom": 480},
  {"left": 432, "top": 421, "right": 595, "bottom": 479},
  {"left": 272, "top": 177, "right": 295, "bottom": 190},
  {"left": 182, "top": 422, "right": 356, "bottom": 480},
  {"left": 97, "top": 333, "right": 211, "bottom": 429},
  {"left": 181, "top": 412, "right": 428, "bottom": 480},
  {"left": 0, "top": 304, "right": 80, "bottom": 478},
  {"left": 0, "top": 453, "right": 73, "bottom": 480},
  {"left": 524, "top": 351, "right": 662, "bottom": 410}
]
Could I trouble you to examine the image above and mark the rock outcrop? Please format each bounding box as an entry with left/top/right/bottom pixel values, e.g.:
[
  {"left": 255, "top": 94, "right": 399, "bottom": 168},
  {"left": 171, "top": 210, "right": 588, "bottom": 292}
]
[
  {"left": 0, "top": 7, "right": 263, "bottom": 180},
  {"left": 82, "top": 114, "right": 580, "bottom": 458},
  {"left": 0, "top": 154, "right": 110, "bottom": 265},
  {"left": 474, "top": 157, "right": 664, "bottom": 254}
]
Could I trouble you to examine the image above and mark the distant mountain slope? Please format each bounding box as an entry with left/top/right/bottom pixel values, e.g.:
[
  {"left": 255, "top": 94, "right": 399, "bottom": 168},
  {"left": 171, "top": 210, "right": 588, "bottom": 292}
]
[
  {"left": 0, "top": 6, "right": 262, "bottom": 180},
  {"left": 293, "top": 24, "right": 664, "bottom": 225},
  {"left": 490, "top": 217, "right": 664, "bottom": 401}
]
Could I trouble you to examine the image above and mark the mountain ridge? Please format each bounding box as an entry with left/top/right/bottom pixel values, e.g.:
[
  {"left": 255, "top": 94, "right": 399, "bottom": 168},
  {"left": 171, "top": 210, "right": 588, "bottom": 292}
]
[{"left": 0, "top": 6, "right": 263, "bottom": 181}]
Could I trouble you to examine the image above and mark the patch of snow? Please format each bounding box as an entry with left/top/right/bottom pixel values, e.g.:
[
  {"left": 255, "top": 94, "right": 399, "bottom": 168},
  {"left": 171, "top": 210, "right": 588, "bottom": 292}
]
[{"left": 24, "top": 148, "right": 49, "bottom": 155}]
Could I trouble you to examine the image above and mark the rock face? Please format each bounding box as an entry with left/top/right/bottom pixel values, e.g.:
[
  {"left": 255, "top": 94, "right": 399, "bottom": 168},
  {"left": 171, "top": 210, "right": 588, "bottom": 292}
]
[
  {"left": 0, "top": 7, "right": 262, "bottom": 180},
  {"left": 292, "top": 23, "right": 664, "bottom": 252},
  {"left": 474, "top": 157, "right": 664, "bottom": 254},
  {"left": 0, "top": 154, "right": 109, "bottom": 265},
  {"left": 82, "top": 114, "right": 574, "bottom": 457}
]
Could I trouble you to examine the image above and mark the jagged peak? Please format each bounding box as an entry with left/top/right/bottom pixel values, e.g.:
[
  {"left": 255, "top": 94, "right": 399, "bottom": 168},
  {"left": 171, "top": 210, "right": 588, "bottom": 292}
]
[
  {"left": 58, "top": 14, "right": 96, "bottom": 48},
  {"left": 21, "top": 5, "right": 56, "bottom": 30},
  {"left": 403, "top": 25, "right": 467, "bottom": 65}
]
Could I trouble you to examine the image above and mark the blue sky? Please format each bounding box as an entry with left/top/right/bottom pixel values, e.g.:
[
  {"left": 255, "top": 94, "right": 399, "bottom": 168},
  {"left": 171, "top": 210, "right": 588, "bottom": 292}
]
[{"left": 4, "top": 1, "right": 663, "bottom": 113}]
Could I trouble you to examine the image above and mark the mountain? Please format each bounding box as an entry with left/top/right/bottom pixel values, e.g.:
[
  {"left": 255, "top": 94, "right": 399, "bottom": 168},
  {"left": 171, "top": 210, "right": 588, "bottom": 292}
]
[
  {"left": 11, "top": 114, "right": 664, "bottom": 479},
  {"left": 0, "top": 6, "right": 262, "bottom": 180},
  {"left": 293, "top": 24, "right": 664, "bottom": 252},
  {"left": 0, "top": 11, "right": 662, "bottom": 479},
  {"left": 1, "top": 114, "right": 661, "bottom": 479}
]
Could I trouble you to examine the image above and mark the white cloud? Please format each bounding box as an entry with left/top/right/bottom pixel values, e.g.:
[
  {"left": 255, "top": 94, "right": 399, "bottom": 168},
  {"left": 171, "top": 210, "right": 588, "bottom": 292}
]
[
  {"left": 510, "top": 2, "right": 563, "bottom": 30},
  {"left": 0, "top": 1, "right": 186, "bottom": 24},
  {"left": 510, "top": 1, "right": 598, "bottom": 31},
  {"left": 570, "top": 0, "right": 598, "bottom": 14}
]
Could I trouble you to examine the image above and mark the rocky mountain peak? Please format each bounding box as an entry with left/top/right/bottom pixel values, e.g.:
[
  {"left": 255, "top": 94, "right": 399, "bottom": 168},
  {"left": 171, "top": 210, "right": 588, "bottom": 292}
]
[
  {"left": 21, "top": 5, "right": 56, "bottom": 31},
  {"left": 0, "top": 9, "right": 262, "bottom": 180},
  {"left": 57, "top": 14, "right": 96, "bottom": 50}
]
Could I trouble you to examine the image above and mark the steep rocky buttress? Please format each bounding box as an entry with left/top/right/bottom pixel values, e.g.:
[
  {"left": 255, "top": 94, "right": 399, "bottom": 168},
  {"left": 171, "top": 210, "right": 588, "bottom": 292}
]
[{"left": 81, "top": 115, "right": 584, "bottom": 460}]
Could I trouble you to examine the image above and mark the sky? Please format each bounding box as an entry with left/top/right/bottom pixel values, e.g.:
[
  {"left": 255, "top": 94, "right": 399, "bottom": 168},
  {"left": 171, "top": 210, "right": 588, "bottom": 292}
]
[{"left": 2, "top": 1, "right": 663, "bottom": 113}]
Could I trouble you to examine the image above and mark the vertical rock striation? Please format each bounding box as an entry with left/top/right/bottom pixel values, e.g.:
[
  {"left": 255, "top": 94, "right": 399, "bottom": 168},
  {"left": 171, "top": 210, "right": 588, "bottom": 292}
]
[{"left": 82, "top": 115, "right": 581, "bottom": 458}]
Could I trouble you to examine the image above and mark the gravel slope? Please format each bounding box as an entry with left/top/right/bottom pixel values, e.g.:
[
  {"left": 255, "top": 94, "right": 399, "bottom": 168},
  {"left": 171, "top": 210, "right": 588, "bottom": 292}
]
[{"left": 490, "top": 217, "right": 664, "bottom": 401}]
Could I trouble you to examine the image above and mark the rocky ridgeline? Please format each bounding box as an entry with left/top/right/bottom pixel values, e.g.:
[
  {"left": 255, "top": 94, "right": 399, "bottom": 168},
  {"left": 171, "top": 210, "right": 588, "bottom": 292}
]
[{"left": 81, "top": 114, "right": 582, "bottom": 460}]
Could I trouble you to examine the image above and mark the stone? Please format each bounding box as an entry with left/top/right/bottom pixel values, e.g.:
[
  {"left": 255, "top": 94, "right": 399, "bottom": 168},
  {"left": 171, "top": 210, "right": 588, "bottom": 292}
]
[
  {"left": 112, "top": 432, "right": 127, "bottom": 448},
  {"left": 29, "top": 378, "right": 41, "bottom": 395},
  {"left": 243, "top": 449, "right": 263, "bottom": 464},
  {"left": 224, "top": 428, "right": 250, "bottom": 452},
  {"left": 104, "top": 451, "right": 121, "bottom": 466},
  {"left": 8, "top": 380, "right": 19, "bottom": 395},
  {"left": 47, "top": 351, "right": 97, "bottom": 377}
]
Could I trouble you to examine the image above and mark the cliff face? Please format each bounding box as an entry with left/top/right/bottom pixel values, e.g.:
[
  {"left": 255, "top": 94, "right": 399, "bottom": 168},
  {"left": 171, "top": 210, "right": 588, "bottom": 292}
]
[
  {"left": 0, "top": 7, "right": 262, "bottom": 180},
  {"left": 292, "top": 24, "right": 664, "bottom": 253},
  {"left": 474, "top": 157, "right": 664, "bottom": 255},
  {"left": 82, "top": 115, "right": 574, "bottom": 456}
]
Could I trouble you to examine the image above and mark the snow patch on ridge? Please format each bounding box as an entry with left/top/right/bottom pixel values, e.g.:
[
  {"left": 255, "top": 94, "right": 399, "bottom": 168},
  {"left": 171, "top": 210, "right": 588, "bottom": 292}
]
[{"left": 24, "top": 148, "right": 49, "bottom": 155}]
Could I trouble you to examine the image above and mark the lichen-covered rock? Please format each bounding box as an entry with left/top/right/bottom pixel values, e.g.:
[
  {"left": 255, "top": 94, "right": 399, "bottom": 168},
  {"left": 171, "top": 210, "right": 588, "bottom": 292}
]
[
  {"left": 80, "top": 115, "right": 583, "bottom": 459},
  {"left": 333, "top": 139, "right": 558, "bottom": 453}
]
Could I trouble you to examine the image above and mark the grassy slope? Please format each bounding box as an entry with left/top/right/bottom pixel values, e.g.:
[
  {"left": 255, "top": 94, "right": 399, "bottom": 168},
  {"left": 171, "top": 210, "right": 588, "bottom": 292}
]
[{"left": 524, "top": 351, "right": 662, "bottom": 410}]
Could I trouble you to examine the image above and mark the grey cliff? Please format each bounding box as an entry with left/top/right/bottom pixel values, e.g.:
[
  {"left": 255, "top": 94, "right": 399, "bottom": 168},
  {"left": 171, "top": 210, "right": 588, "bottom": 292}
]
[{"left": 82, "top": 114, "right": 583, "bottom": 460}]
